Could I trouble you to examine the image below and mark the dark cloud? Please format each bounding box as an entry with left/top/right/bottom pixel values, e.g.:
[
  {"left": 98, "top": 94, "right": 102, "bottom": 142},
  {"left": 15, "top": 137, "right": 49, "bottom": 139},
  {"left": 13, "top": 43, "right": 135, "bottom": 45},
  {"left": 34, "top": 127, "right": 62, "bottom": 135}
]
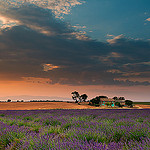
[
  {"left": 0, "top": 5, "right": 150, "bottom": 86},
  {"left": 1, "top": 5, "right": 71, "bottom": 35}
]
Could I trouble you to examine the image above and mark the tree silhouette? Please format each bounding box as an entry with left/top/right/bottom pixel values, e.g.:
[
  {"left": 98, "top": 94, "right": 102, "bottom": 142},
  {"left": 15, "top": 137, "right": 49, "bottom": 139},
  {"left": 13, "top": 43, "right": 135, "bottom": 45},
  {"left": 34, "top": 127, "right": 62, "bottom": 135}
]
[
  {"left": 119, "top": 97, "right": 125, "bottom": 100},
  {"left": 125, "top": 100, "right": 133, "bottom": 107},
  {"left": 80, "top": 94, "right": 88, "bottom": 102},
  {"left": 113, "top": 96, "right": 118, "bottom": 100},
  {"left": 71, "top": 91, "right": 80, "bottom": 103},
  {"left": 115, "top": 102, "right": 121, "bottom": 107},
  {"left": 7, "top": 99, "right": 11, "bottom": 102},
  {"left": 90, "top": 96, "right": 101, "bottom": 105}
]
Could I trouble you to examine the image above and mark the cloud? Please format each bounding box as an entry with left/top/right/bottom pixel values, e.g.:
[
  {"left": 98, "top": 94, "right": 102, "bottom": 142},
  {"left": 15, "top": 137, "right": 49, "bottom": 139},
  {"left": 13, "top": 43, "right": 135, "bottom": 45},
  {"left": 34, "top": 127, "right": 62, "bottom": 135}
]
[
  {"left": 69, "top": 31, "right": 90, "bottom": 40},
  {"left": 43, "top": 64, "right": 60, "bottom": 71},
  {"left": 22, "top": 77, "right": 52, "bottom": 84},
  {"left": 0, "top": 15, "right": 20, "bottom": 29},
  {"left": 146, "top": 18, "right": 150, "bottom": 21},
  {"left": 124, "top": 61, "right": 150, "bottom": 66},
  {"left": 106, "top": 34, "right": 114, "bottom": 37},
  {"left": 0, "top": 3, "right": 149, "bottom": 87},
  {"left": 107, "top": 69, "right": 122, "bottom": 74},
  {"left": 0, "top": 5, "right": 72, "bottom": 35},
  {"left": 0, "top": 15, "right": 19, "bottom": 25},
  {"left": 0, "top": 0, "right": 85, "bottom": 19},
  {"left": 72, "top": 25, "right": 87, "bottom": 30},
  {"left": 114, "top": 79, "right": 150, "bottom": 86},
  {"left": 107, "top": 34, "right": 125, "bottom": 44}
]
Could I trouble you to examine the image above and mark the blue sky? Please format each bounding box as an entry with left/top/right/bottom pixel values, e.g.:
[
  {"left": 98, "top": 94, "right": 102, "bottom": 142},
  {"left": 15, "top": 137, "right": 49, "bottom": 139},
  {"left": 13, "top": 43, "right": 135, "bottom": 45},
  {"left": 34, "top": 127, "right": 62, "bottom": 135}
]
[{"left": 64, "top": 0, "right": 150, "bottom": 41}]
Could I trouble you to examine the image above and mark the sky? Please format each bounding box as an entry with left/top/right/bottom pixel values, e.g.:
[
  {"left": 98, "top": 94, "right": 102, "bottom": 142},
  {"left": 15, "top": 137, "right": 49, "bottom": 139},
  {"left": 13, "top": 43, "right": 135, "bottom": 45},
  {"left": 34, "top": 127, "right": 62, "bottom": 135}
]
[{"left": 0, "top": 0, "right": 150, "bottom": 101}]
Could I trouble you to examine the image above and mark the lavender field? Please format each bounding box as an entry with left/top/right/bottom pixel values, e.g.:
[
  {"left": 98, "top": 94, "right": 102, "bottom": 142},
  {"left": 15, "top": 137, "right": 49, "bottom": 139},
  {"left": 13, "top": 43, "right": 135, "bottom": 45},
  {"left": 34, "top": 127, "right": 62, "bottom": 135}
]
[{"left": 0, "top": 109, "right": 150, "bottom": 150}]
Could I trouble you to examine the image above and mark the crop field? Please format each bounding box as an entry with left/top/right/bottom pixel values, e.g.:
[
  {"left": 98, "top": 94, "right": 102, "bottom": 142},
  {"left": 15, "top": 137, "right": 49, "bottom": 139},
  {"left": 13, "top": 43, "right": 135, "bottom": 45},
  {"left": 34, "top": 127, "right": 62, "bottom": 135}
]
[
  {"left": 0, "top": 109, "right": 150, "bottom": 150},
  {"left": 133, "top": 102, "right": 150, "bottom": 105}
]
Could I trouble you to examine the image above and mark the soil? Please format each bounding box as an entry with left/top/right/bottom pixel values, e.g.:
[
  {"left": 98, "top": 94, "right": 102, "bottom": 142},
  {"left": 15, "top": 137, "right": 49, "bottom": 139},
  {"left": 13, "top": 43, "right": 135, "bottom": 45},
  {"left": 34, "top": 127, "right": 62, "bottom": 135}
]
[{"left": 0, "top": 102, "right": 150, "bottom": 110}]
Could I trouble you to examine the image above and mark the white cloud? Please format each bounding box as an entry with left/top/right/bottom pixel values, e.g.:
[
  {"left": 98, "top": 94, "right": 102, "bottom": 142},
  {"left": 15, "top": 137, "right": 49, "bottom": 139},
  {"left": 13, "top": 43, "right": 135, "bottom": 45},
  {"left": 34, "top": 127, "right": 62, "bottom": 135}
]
[
  {"left": 146, "top": 18, "right": 150, "bottom": 21},
  {"left": 0, "top": 0, "right": 85, "bottom": 19},
  {"left": 106, "top": 34, "right": 114, "bottom": 37},
  {"left": 0, "top": 15, "right": 20, "bottom": 29},
  {"left": 0, "top": 15, "right": 17, "bottom": 24},
  {"left": 0, "top": 0, "right": 86, "bottom": 36},
  {"left": 69, "top": 31, "right": 90, "bottom": 40},
  {"left": 107, "top": 34, "right": 124, "bottom": 44},
  {"left": 72, "top": 25, "right": 86, "bottom": 29}
]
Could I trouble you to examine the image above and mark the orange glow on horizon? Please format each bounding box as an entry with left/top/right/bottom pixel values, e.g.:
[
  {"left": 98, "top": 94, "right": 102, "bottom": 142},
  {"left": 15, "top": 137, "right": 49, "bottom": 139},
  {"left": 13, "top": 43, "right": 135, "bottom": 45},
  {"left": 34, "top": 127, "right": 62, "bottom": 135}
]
[{"left": 0, "top": 80, "right": 150, "bottom": 101}]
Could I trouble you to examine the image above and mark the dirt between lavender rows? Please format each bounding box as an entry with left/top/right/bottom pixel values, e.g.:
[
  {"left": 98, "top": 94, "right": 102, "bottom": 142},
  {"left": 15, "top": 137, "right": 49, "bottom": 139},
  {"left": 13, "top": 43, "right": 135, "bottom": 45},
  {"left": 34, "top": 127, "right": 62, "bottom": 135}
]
[{"left": 0, "top": 102, "right": 150, "bottom": 110}]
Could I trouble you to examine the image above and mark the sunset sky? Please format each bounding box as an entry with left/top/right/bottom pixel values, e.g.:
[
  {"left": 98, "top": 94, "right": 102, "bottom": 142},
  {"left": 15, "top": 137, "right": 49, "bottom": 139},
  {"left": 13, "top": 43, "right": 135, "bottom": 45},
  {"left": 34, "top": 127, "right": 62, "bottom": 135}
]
[{"left": 0, "top": 0, "right": 150, "bottom": 101}]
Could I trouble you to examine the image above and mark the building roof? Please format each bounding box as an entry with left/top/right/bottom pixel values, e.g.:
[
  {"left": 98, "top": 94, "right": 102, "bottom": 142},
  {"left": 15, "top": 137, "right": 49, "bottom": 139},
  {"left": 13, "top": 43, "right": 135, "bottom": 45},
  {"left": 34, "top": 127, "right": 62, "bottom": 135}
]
[
  {"left": 100, "top": 98, "right": 115, "bottom": 102},
  {"left": 115, "top": 100, "right": 125, "bottom": 103}
]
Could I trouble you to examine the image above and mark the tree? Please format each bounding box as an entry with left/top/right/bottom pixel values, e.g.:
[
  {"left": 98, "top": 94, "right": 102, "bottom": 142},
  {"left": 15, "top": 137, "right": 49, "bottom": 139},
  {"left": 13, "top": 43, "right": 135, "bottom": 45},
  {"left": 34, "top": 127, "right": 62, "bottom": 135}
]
[
  {"left": 115, "top": 102, "right": 121, "bottom": 107},
  {"left": 99, "top": 96, "right": 108, "bottom": 99},
  {"left": 80, "top": 94, "right": 88, "bottom": 102},
  {"left": 89, "top": 98, "right": 95, "bottom": 105},
  {"left": 7, "top": 99, "right": 11, "bottom": 102},
  {"left": 119, "top": 97, "right": 125, "bottom": 100},
  {"left": 94, "top": 96, "right": 101, "bottom": 104},
  {"left": 89, "top": 96, "right": 101, "bottom": 105},
  {"left": 71, "top": 91, "right": 80, "bottom": 103},
  {"left": 113, "top": 96, "right": 118, "bottom": 100},
  {"left": 125, "top": 100, "right": 133, "bottom": 107}
]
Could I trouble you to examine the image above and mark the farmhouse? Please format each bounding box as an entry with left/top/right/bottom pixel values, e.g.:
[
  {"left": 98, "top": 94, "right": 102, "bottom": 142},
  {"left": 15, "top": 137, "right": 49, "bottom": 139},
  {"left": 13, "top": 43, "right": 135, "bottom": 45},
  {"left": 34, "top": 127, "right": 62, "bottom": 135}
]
[
  {"left": 89, "top": 95, "right": 127, "bottom": 107},
  {"left": 100, "top": 98, "right": 115, "bottom": 107},
  {"left": 115, "top": 99, "right": 125, "bottom": 106}
]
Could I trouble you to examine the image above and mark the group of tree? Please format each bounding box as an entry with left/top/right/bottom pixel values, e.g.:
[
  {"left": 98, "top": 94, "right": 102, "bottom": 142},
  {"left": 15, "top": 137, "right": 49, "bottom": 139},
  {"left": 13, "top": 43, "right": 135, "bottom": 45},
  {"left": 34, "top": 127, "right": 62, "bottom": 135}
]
[
  {"left": 71, "top": 92, "right": 133, "bottom": 107},
  {"left": 7, "top": 99, "right": 11, "bottom": 102},
  {"left": 71, "top": 91, "right": 88, "bottom": 103},
  {"left": 90, "top": 95, "right": 133, "bottom": 107},
  {"left": 125, "top": 100, "right": 133, "bottom": 107},
  {"left": 115, "top": 100, "right": 133, "bottom": 107},
  {"left": 6, "top": 99, "right": 24, "bottom": 102},
  {"left": 113, "top": 96, "right": 125, "bottom": 100},
  {"left": 89, "top": 96, "right": 108, "bottom": 106},
  {"left": 29, "top": 100, "right": 63, "bottom": 102},
  {"left": 17, "top": 100, "right": 24, "bottom": 102},
  {"left": 113, "top": 96, "right": 132, "bottom": 107}
]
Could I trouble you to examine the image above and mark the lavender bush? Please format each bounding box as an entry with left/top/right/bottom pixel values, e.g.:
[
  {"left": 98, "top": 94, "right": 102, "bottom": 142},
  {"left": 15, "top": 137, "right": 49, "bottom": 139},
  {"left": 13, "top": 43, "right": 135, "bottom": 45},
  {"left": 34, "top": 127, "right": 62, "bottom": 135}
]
[{"left": 0, "top": 109, "right": 150, "bottom": 149}]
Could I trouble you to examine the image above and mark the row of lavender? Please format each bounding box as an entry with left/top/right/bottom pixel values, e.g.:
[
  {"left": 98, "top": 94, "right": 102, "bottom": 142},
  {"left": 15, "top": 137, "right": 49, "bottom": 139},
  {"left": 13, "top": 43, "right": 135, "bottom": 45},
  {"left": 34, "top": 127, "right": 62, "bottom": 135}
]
[{"left": 0, "top": 109, "right": 150, "bottom": 149}]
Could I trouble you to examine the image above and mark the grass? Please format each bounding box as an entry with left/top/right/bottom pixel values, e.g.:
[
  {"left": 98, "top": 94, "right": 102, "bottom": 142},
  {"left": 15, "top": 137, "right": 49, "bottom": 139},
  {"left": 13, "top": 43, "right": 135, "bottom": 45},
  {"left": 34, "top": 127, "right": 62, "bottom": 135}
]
[{"left": 133, "top": 102, "right": 150, "bottom": 105}]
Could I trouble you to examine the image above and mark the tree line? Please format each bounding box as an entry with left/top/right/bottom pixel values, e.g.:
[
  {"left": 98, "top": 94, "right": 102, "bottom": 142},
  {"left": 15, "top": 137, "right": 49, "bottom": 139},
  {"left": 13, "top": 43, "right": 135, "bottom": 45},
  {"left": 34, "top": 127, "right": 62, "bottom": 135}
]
[{"left": 71, "top": 91, "right": 133, "bottom": 107}]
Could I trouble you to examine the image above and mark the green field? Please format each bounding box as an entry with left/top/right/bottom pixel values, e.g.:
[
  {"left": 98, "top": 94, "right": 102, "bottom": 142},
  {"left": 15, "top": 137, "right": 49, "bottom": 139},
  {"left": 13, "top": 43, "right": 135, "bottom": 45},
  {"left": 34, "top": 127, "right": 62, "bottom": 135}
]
[{"left": 133, "top": 102, "right": 150, "bottom": 105}]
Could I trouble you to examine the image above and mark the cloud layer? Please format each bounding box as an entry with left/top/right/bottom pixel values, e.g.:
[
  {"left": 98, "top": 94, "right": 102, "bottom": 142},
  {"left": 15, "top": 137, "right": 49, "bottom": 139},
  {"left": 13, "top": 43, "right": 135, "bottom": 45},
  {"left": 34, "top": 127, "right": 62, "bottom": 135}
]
[
  {"left": 0, "top": 1, "right": 150, "bottom": 86},
  {"left": 0, "top": 0, "right": 84, "bottom": 19}
]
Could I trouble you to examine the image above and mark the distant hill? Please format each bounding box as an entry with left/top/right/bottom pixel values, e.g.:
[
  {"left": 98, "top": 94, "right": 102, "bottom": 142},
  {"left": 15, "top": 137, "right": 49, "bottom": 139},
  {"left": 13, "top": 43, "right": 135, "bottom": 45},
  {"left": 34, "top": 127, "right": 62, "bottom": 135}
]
[{"left": 0, "top": 95, "right": 72, "bottom": 102}]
